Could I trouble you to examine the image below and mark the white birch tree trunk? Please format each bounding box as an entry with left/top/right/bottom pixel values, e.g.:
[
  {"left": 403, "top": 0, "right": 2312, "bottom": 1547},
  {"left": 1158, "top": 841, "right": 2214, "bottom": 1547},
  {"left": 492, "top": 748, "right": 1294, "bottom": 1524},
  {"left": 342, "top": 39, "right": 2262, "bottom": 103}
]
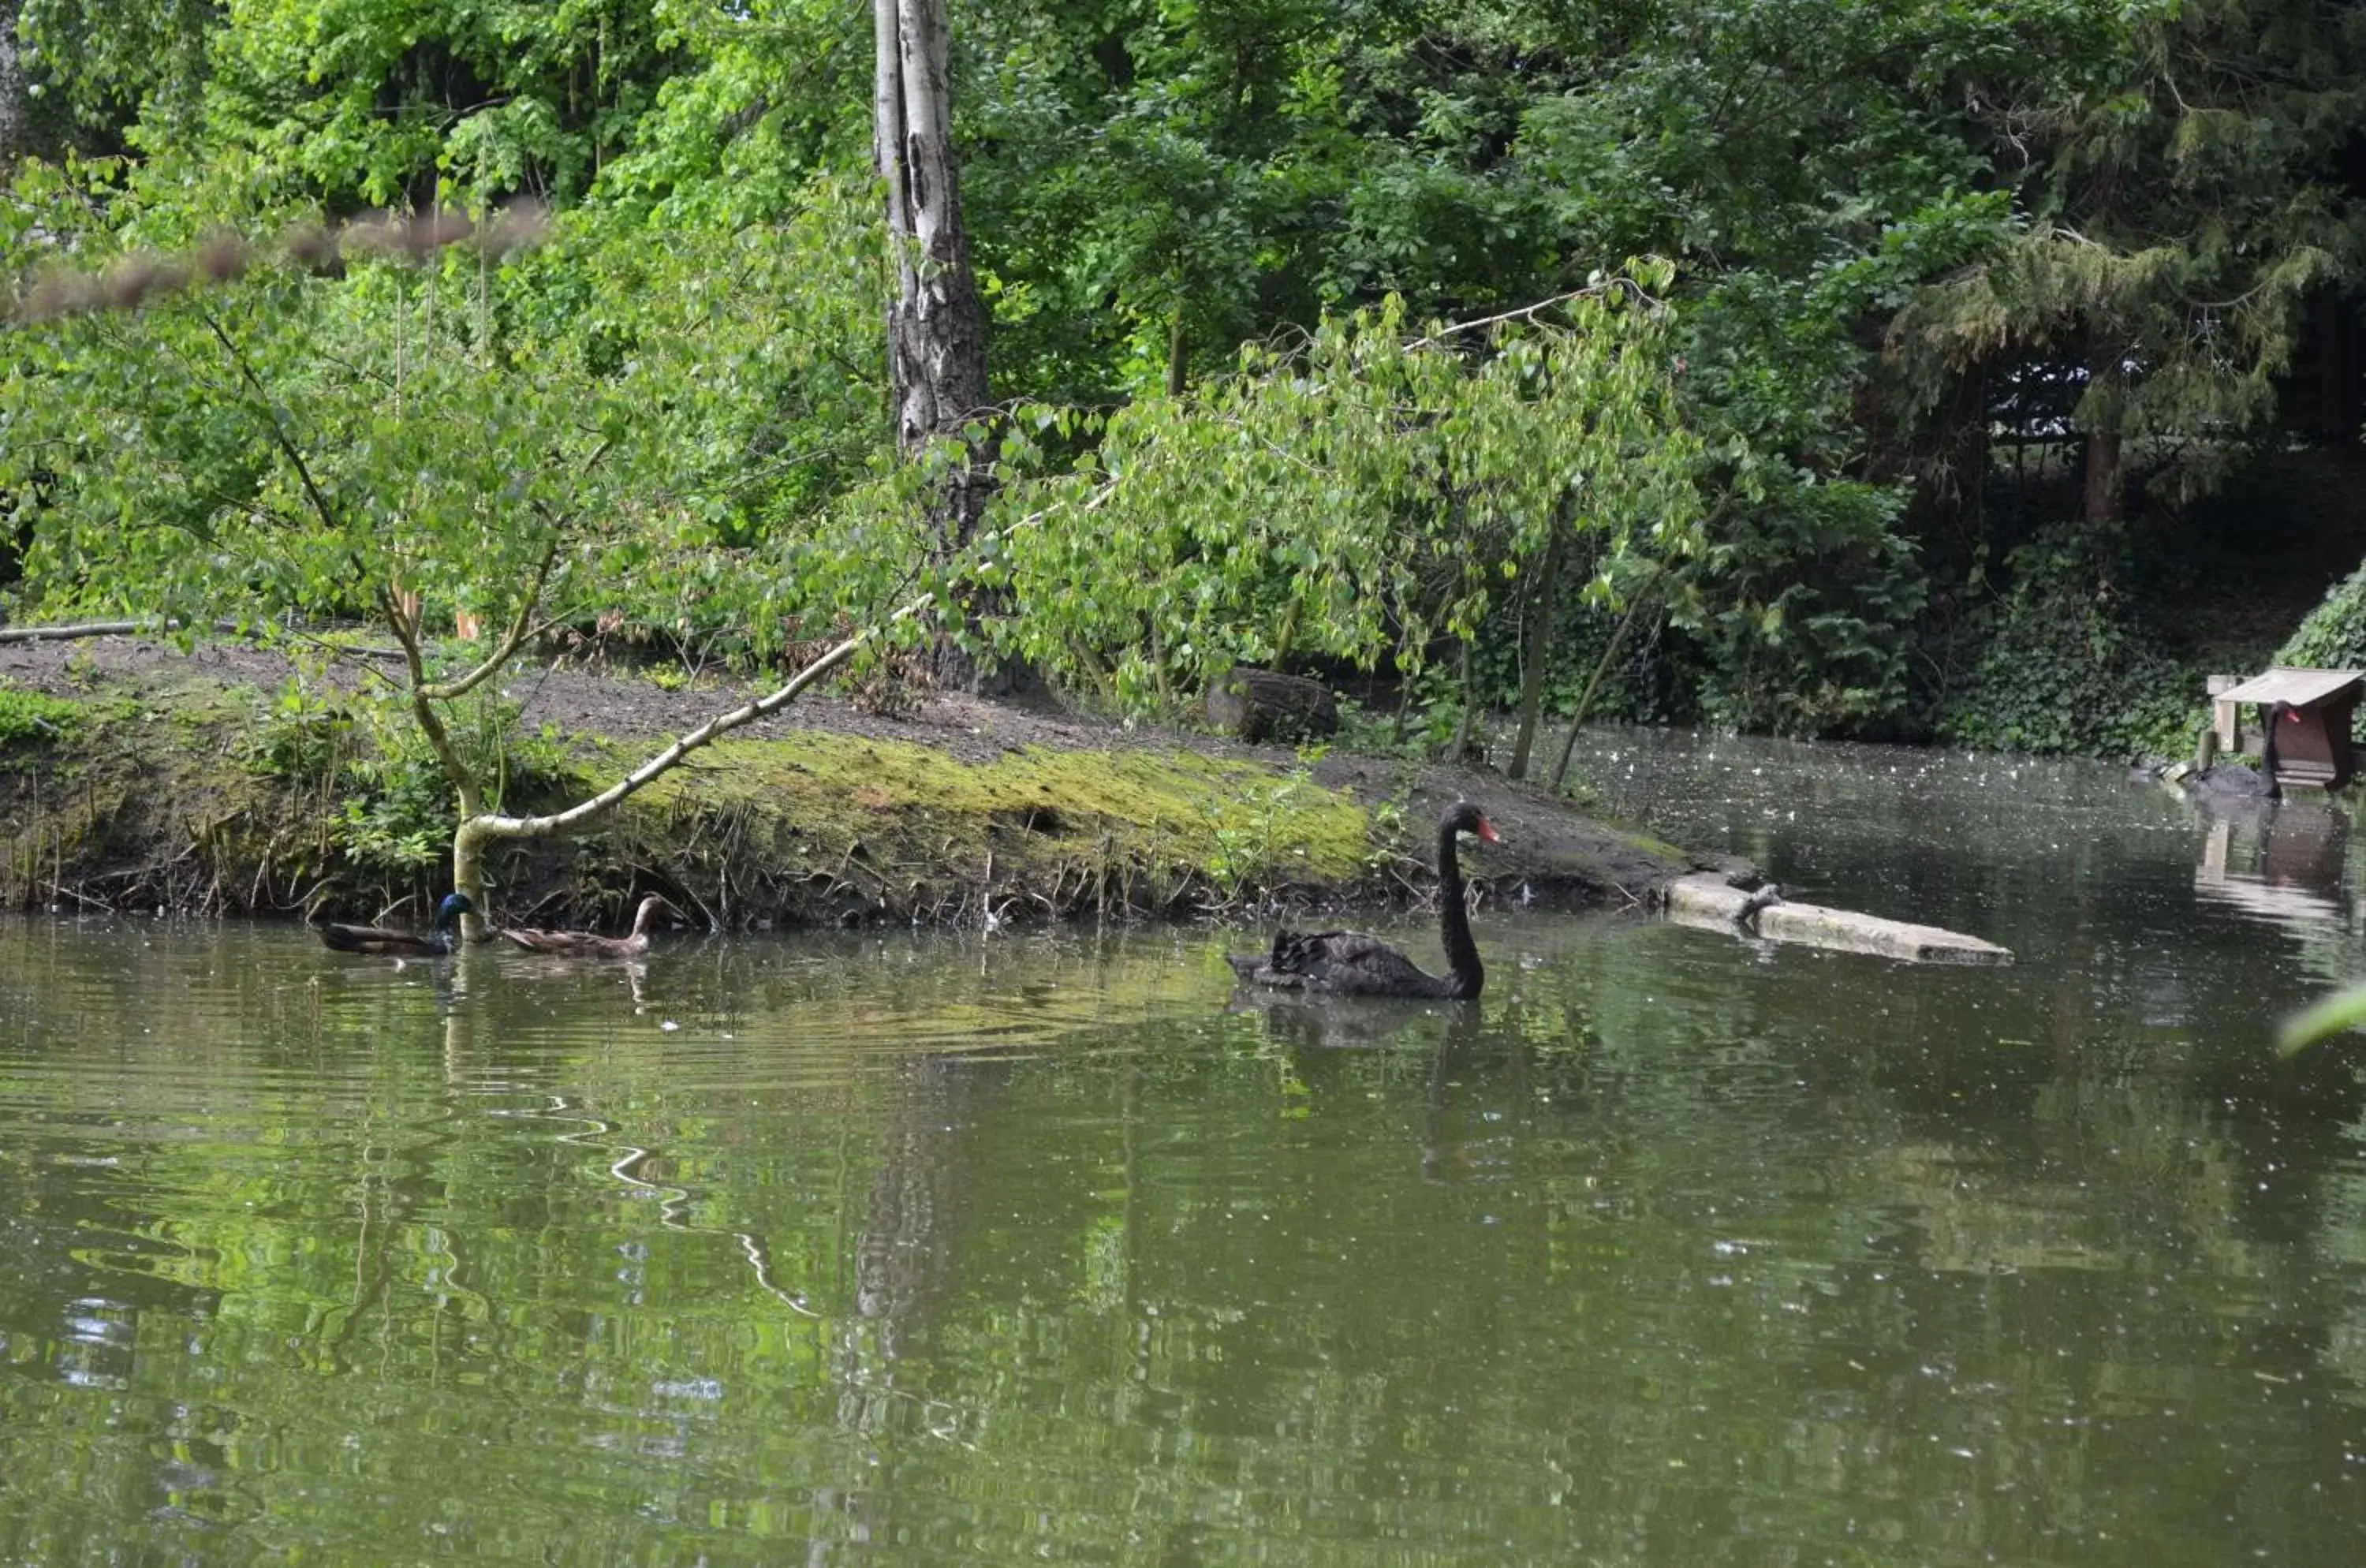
[
  {"left": 1, "top": 3, "right": 32, "bottom": 171},
  {"left": 874, "top": 0, "right": 1006, "bottom": 690}
]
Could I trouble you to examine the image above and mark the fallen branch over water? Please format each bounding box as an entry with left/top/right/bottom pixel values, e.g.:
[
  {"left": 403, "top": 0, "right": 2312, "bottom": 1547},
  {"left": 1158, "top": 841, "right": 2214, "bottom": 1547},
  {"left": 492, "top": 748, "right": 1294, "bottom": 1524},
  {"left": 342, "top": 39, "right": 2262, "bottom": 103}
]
[
  {"left": 450, "top": 597, "right": 930, "bottom": 930},
  {"left": 1661, "top": 873, "right": 2013, "bottom": 965}
]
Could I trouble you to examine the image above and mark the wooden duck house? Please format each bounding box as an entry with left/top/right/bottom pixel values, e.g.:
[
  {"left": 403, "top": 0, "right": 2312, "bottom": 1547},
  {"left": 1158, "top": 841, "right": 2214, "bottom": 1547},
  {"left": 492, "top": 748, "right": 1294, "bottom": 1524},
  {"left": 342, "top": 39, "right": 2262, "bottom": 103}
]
[{"left": 2214, "top": 666, "right": 2364, "bottom": 790}]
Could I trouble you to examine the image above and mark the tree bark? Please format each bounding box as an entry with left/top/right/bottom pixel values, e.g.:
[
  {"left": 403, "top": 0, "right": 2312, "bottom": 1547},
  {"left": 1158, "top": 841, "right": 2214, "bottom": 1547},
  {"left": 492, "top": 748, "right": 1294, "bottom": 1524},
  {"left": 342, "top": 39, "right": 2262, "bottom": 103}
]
[
  {"left": 1506, "top": 521, "right": 1568, "bottom": 780},
  {"left": 875, "top": 0, "right": 1005, "bottom": 690},
  {"left": 1, "top": 1, "right": 31, "bottom": 172},
  {"left": 1444, "top": 640, "right": 1479, "bottom": 763},
  {"left": 2081, "top": 419, "right": 2122, "bottom": 526},
  {"left": 2081, "top": 330, "right": 2126, "bottom": 529},
  {"left": 1166, "top": 308, "right": 1189, "bottom": 397},
  {"left": 1547, "top": 562, "right": 1666, "bottom": 794}
]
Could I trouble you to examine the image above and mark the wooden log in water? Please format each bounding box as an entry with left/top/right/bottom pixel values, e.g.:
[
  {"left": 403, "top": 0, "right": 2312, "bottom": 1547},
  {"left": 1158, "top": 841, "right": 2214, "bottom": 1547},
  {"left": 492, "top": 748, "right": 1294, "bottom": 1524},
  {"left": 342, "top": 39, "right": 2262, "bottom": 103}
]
[{"left": 1663, "top": 872, "right": 2013, "bottom": 965}]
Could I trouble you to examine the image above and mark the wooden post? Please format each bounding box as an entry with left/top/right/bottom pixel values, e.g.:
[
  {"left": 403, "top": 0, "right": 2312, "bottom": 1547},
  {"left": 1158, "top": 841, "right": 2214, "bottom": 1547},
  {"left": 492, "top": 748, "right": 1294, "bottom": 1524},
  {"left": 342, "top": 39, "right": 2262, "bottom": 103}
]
[
  {"left": 2200, "top": 818, "right": 2231, "bottom": 883},
  {"left": 2207, "top": 673, "right": 2244, "bottom": 754}
]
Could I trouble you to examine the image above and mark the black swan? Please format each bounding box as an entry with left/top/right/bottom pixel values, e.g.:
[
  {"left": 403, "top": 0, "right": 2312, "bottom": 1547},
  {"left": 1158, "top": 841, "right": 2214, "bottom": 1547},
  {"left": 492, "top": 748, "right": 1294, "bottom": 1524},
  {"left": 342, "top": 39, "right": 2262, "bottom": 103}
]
[
  {"left": 1227, "top": 801, "right": 1501, "bottom": 999},
  {"left": 318, "top": 892, "right": 474, "bottom": 955},
  {"left": 502, "top": 894, "right": 677, "bottom": 958},
  {"left": 2263, "top": 700, "right": 2289, "bottom": 801}
]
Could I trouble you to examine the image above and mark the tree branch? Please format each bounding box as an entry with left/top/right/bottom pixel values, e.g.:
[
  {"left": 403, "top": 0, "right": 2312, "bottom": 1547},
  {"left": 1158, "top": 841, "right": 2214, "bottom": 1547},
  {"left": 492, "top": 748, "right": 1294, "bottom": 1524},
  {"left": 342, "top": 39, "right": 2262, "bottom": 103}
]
[
  {"left": 1404, "top": 280, "right": 1661, "bottom": 352},
  {"left": 461, "top": 595, "right": 930, "bottom": 847},
  {"left": 196, "top": 305, "right": 343, "bottom": 536},
  {"left": 380, "top": 582, "right": 483, "bottom": 811},
  {"left": 0, "top": 618, "right": 155, "bottom": 643},
  {"left": 1547, "top": 561, "right": 1668, "bottom": 794},
  {"left": 419, "top": 532, "right": 565, "bottom": 700}
]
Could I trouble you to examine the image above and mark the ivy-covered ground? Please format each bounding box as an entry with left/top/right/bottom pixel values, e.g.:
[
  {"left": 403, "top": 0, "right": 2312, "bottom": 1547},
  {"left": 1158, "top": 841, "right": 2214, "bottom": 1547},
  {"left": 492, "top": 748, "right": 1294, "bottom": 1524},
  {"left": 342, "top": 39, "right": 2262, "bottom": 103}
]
[{"left": 0, "top": 636, "right": 1696, "bottom": 930}]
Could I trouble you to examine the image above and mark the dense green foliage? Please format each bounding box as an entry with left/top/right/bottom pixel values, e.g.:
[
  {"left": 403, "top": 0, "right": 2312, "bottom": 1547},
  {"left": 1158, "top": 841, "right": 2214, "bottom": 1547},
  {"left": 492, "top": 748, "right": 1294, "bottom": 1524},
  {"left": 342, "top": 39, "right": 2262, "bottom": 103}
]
[
  {"left": 1931, "top": 528, "right": 2204, "bottom": 760},
  {"left": 244, "top": 668, "right": 588, "bottom": 886},
  {"left": 6, "top": 0, "right": 2366, "bottom": 767},
  {"left": 0, "top": 157, "right": 894, "bottom": 644},
  {"left": 996, "top": 278, "right": 1700, "bottom": 709},
  {"left": 2278, "top": 558, "right": 2366, "bottom": 673}
]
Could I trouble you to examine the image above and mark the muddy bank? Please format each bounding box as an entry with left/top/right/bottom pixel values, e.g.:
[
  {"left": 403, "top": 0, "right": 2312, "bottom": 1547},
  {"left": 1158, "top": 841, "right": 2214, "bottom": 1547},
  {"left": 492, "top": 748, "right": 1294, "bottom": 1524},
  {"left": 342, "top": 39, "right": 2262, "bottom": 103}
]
[{"left": 0, "top": 634, "right": 1701, "bottom": 929}]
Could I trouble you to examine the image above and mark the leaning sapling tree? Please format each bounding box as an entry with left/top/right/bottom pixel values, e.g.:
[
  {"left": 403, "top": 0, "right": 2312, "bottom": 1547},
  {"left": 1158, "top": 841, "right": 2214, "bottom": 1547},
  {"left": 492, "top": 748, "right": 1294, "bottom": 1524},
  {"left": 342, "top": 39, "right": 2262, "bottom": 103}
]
[{"left": 2, "top": 185, "right": 919, "bottom": 935}]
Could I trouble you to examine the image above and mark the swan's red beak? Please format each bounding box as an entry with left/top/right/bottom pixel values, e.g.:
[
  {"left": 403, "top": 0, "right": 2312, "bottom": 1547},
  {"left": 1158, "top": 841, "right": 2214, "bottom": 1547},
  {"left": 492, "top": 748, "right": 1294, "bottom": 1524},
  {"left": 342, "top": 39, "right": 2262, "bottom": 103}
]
[{"left": 1476, "top": 815, "right": 1501, "bottom": 844}]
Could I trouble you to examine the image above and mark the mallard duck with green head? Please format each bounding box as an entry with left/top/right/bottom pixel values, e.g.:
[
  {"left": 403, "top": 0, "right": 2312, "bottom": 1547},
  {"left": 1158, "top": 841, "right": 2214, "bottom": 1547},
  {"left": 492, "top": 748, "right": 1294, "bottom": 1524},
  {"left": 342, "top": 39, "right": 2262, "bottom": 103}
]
[{"left": 317, "top": 892, "right": 475, "bottom": 956}]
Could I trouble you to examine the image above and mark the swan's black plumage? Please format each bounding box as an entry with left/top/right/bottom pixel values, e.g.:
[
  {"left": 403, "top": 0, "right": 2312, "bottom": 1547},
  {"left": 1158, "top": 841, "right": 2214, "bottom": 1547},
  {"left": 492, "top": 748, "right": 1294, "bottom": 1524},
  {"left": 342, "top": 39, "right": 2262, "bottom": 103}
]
[
  {"left": 2263, "top": 700, "right": 2289, "bottom": 801},
  {"left": 1227, "top": 801, "right": 1499, "bottom": 999},
  {"left": 318, "top": 892, "right": 475, "bottom": 956}
]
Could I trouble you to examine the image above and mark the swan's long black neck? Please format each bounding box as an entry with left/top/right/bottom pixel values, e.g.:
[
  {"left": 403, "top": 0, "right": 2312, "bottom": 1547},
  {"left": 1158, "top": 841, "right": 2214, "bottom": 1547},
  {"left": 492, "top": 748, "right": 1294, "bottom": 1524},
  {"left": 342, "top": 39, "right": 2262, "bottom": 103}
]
[{"left": 1435, "top": 819, "right": 1483, "bottom": 1000}]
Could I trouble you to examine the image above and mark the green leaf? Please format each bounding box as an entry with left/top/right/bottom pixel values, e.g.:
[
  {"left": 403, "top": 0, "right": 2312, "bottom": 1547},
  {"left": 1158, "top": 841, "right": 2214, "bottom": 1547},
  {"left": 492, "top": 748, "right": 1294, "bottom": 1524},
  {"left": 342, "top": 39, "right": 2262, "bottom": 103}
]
[{"left": 2278, "top": 982, "right": 2366, "bottom": 1057}]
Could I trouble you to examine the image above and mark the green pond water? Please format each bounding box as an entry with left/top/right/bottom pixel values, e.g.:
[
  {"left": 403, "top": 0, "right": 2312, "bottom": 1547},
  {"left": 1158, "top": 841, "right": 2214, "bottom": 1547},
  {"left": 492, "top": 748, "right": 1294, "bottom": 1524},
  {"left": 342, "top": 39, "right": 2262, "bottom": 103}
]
[{"left": 5, "top": 731, "right": 2366, "bottom": 1565}]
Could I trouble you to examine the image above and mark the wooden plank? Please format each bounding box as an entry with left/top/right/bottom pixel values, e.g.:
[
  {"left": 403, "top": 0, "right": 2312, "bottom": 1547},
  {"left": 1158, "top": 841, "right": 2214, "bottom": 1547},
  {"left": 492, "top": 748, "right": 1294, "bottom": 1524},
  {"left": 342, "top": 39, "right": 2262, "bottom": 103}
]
[
  {"left": 1663, "top": 873, "right": 2014, "bottom": 965},
  {"left": 2215, "top": 666, "right": 2364, "bottom": 707}
]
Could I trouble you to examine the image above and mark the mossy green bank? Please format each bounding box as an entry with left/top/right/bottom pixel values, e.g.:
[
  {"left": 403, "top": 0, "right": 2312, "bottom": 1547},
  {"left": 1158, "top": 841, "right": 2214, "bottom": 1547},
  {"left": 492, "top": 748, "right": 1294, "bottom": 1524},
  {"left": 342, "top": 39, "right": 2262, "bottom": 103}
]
[{"left": 2, "top": 658, "right": 1689, "bottom": 928}]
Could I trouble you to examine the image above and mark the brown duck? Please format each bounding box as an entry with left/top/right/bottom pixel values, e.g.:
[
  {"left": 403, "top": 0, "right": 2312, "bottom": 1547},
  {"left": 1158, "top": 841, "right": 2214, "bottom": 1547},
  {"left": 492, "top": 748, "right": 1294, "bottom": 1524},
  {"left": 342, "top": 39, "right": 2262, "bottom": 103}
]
[{"left": 501, "top": 894, "right": 677, "bottom": 959}]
